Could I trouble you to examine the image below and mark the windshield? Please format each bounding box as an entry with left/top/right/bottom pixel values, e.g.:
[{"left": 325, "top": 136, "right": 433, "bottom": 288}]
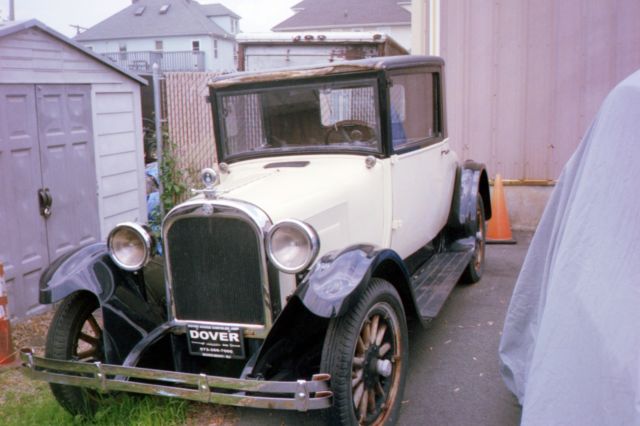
[{"left": 216, "top": 77, "right": 381, "bottom": 161}]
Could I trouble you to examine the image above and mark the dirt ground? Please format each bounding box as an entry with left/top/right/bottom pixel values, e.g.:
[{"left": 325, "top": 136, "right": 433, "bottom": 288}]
[{"left": 11, "top": 309, "right": 55, "bottom": 356}]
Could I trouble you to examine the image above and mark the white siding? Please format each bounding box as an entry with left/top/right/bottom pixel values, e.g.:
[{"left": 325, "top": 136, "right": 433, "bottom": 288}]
[
  {"left": 0, "top": 28, "right": 128, "bottom": 84},
  {"left": 92, "top": 86, "right": 146, "bottom": 237},
  {"left": 211, "top": 16, "right": 233, "bottom": 34}
]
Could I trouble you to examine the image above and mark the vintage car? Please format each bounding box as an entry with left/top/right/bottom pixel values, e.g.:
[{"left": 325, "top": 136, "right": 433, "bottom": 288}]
[{"left": 21, "top": 55, "right": 491, "bottom": 426}]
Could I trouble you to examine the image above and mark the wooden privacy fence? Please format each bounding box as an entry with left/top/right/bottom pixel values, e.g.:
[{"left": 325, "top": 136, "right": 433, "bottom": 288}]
[{"left": 164, "top": 72, "right": 220, "bottom": 188}]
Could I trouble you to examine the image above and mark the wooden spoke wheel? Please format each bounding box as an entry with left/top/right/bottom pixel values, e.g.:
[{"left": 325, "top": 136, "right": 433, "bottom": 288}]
[
  {"left": 45, "top": 292, "right": 105, "bottom": 415},
  {"left": 461, "top": 196, "right": 486, "bottom": 284},
  {"left": 321, "top": 279, "right": 408, "bottom": 426}
]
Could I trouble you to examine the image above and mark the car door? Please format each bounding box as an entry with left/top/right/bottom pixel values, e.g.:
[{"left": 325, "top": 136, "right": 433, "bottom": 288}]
[{"left": 388, "top": 69, "right": 457, "bottom": 258}]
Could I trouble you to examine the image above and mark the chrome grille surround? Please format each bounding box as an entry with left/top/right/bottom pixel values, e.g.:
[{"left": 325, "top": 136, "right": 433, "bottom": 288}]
[{"left": 162, "top": 198, "right": 273, "bottom": 338}]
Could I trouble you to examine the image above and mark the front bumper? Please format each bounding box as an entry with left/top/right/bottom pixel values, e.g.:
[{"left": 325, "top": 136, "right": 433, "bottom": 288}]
[{"left": 19, "top": 349, "right": 332, "bottom": 411}]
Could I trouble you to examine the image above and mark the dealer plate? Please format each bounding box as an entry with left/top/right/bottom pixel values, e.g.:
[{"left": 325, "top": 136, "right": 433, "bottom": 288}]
[{"left": 186, "top": 324, "right": 245, "bottom": 359}]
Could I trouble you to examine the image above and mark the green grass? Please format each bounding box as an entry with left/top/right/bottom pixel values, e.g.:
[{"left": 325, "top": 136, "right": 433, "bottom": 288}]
[{"left": 0, "top": 370, "right": 189, "bottom": 426}]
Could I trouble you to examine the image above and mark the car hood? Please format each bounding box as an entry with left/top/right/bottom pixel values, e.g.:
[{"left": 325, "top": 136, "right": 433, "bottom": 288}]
[{"left": 212, "top": 155, "right": 388, "bottom": 255}]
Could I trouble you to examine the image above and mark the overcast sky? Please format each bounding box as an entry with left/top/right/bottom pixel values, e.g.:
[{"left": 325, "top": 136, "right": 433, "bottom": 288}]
[{"left": 0, "top": 0, "right": 298, "bottom": 37}]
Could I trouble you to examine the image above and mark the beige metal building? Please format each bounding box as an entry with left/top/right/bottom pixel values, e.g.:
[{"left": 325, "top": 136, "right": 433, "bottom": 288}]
[{"left": 412, "top": 0, "right": 640, "bottom": 227}]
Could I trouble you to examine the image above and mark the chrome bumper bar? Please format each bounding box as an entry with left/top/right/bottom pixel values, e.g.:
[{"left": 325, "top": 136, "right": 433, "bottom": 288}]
[{"left": 19, "top": 348, "right": 332, "bottom": 411}]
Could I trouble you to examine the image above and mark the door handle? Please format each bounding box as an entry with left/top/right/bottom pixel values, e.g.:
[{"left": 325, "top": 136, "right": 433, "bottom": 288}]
[
  {"left": 38, "top": 188, "right": 53, "bottom": 218},
  {"left": 441, "top": 149, "right": 450, "bottom": 156}
]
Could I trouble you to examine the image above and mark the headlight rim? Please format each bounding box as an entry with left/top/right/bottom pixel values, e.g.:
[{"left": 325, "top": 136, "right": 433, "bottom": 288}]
[
  {"left": 266, "top": 219, "right": 320, "bottom": 274},
  {"left": 107, "top": 222, "right": 154, "bottom": 271}
]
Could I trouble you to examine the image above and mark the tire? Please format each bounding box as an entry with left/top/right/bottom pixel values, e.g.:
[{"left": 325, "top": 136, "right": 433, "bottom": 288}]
[
  {"left": 461, "top": 196, "right": 486, "bottom": 284},
  {"left": 321, "top": 279, "right": 408, "bottom": 426},
  {"left": 45, "top": 292, "right": 105, "bottom": 416}
]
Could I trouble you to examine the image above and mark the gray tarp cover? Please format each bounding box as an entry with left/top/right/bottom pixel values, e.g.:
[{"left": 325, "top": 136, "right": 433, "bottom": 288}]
[{"left": 499, "top": 69, "right": 640, "bottom": 426}]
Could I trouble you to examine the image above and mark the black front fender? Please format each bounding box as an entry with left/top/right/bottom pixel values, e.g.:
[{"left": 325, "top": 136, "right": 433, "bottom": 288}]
[
  {"left": 295, "top": 244, "right": 411, "bottom": 318},
  {"left": 40, "top": 243, "right": 114, "bottom": 304},
  {"left": 39, "top": 243, "right": 166, "bottom": 364}
]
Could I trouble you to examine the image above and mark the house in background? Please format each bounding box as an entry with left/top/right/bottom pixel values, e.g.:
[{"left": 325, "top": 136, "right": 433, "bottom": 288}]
[
  {"left": 75, "top": 0, "right": 240, "bottom": 73},
  {"left": 272, "top": 0, "right": 412, "bottom": 51}
]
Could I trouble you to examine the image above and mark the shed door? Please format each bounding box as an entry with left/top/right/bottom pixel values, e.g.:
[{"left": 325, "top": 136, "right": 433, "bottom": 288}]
[
  {"left": 36, "top": 85, "right": 100, "bottom": 259},
  {"left": 0, "top": 85, "right": 50, "bottom": 318},
  {"left": 0, "top": 84, "right": 100, "bottom": 320}
]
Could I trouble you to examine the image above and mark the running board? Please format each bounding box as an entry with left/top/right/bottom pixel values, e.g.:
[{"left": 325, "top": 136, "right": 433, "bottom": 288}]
[{"left": 410, "top": 249, "right": 473, "bottom": 322}]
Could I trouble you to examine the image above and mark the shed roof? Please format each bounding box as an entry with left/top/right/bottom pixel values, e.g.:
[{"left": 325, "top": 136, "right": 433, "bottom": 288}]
[
  {"left": 0, "top": 19, "right": 147, "bottom": 85},
  {"left": 272, "top": 0, "right": 410, "bottom": 31},
  {"left": 75, "top": 0, "right": 237, "bottom": 42}
]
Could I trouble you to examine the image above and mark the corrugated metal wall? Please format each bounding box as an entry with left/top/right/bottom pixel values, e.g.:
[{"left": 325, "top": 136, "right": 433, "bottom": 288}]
[{"left": 441, "top": 0, "right": 640, "bottom": 180}]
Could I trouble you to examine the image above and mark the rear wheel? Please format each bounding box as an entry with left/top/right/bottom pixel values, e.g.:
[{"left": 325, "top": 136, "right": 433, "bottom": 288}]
[
  {"left": 45, "top": 292, "right": 105, "bottom": 416},
  {"left": 461, "top": 196, "right": 486, "bottom": 283},
  {"left": 321, "top": 279, "right": 408, "bottom": 425}
]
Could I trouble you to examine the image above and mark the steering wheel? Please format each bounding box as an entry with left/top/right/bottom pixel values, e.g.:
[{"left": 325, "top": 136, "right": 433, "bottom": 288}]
[{"left": 325, "top": 120, "right": 376, "bottom": 145}]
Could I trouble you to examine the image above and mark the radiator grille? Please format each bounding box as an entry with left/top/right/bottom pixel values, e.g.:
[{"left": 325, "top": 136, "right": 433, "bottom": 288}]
[{"left": 166, "top": 215, "right": 265, "bottom": 324}]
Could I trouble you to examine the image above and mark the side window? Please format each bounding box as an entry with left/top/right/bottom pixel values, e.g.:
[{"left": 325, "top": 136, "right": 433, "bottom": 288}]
[{"left": 389, "top": 71, "right": 441, "bottom": 150}]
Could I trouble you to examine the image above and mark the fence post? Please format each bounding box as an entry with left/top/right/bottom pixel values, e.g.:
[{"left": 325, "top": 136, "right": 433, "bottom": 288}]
[{"left": 153, "top": 63, "right": 165, "bottom": 218}]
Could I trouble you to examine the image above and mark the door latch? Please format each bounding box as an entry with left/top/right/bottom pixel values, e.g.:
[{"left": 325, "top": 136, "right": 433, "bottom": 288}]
[{"left": 38, "top": 188, "right": 53, "bottom": 218}]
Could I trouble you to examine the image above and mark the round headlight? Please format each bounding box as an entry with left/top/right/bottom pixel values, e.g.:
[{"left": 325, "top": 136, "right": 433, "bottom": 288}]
[
  {"left": 107, "top": 223, "right": 153, "bottom": 271},
  {"left": 266, "top": 220, "right": 320, "bottom": 274}
]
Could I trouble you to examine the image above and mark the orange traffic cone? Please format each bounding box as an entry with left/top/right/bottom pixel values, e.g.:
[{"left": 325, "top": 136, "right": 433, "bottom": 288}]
[
  {"left": 486, "top": 174, "right": 516, "bottom": 244},
  {"left": 0, "top": 262, "right": 17, "bottom": 366}
]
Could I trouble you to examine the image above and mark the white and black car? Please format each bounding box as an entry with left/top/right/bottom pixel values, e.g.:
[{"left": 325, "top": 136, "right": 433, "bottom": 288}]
[{"left": 22, "top": 55, "right": 491, "bottom": 426}]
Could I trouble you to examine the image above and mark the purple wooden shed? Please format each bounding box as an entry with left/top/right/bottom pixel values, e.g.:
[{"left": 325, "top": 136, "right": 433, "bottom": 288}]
[{"left": 0, "top": 20, "right": 147, "bottom": 321}]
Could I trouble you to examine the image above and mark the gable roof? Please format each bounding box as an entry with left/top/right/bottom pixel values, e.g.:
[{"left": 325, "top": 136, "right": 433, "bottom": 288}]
[
  {"left": 199, "top": 3, "right": 240, "bottom": 19},
  {"left": 272, "top": 0, "right": 410, "bottom": 31},
  {"left": 75, "top": 0, "right": 239, "bottom": 42},
  {"left": 0, "top": 19, "right": 147, "bottom": 84}
]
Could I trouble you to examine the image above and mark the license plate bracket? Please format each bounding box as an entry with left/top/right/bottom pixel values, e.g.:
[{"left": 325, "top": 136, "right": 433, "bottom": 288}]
[{"left": 186, "top": 324, "right": 245, "bottom": 359}]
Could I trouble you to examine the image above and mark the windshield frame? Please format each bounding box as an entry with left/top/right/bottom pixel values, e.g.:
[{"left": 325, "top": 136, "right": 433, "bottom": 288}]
[{"left": 211, "top": 71, "right": 387, "bottom": 164}]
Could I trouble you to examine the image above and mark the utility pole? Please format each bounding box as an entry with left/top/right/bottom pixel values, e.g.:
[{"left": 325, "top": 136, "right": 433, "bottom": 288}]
[
  {"left": 9, "top": 0, "right": 15, "bottom": 20},
  {"left": 69, "top": 24, "right": 88, "bottom": 35}
]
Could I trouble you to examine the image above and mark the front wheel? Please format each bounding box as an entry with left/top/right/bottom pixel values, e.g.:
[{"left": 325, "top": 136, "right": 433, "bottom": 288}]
[
  {"left": 45, "top": 292, "right": 105, "bottom": 416},
  {"left": 321, "top": 279, "right": 408, "bottom": 426}
]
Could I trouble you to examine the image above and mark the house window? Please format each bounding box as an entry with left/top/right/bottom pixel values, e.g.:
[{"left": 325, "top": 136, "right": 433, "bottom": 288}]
[
  {"left": 134, "top": 6, "right": 146, "bottom": 16},
  {"left": 155, "top": 40, "right": 163, "bottom": 51},
  {"left": 86, "top": 45, "right": 93, "bottom": 51},
  {"left": 159, "top": 4, "right": 170, "bottom": 14},
  {"left": 192, "top": 40, "right": 200, "bottom": 51},
  {"left": 389, "top": 71, "right": 441, "bottom": 150},
  {"left": 230, "top": 19, "right": 236, "bottom": 33},
  {"left": 214, "top": 40, "right": 218, "bottom": 58}
]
